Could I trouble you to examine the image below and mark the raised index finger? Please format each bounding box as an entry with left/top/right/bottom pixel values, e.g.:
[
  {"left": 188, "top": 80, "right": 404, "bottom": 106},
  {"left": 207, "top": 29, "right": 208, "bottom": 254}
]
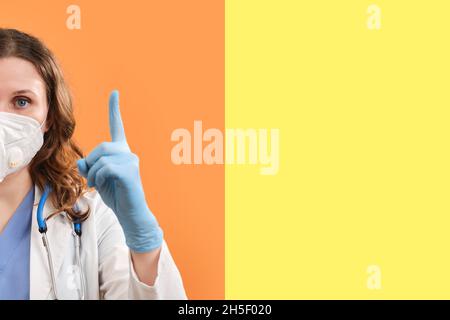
[{"left": 109, "top": 90, "right": 126, "bottom": 142}]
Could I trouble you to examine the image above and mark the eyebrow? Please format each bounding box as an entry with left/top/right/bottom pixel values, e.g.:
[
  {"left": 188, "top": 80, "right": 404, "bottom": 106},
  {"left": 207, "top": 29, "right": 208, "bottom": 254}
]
[{"left": 13, "top": 89, "right": 38, "bottom": 96}]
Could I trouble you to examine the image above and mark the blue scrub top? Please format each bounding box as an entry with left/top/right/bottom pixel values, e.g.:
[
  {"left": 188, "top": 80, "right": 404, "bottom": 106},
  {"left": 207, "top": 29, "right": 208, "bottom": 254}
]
[{"left": 0, "top": 186, "right": 34, "bottom": 300}]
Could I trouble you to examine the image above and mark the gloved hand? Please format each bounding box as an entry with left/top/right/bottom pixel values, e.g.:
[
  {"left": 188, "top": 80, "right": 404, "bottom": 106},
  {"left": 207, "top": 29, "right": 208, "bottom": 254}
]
[{"left": 77, "top": 90, "right": 163, "bottom": 253}]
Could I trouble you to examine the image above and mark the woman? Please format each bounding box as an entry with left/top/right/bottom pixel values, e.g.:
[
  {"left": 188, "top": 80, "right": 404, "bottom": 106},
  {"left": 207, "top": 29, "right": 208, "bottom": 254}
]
[{"left": 0, "top": 28, "right": 187, "bottom": 299}]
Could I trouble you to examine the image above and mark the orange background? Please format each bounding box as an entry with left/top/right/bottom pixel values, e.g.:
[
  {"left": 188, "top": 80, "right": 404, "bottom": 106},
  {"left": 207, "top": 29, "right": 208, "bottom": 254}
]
[{"left": 0, "top": 0, "right": 224, "bottom": 299}]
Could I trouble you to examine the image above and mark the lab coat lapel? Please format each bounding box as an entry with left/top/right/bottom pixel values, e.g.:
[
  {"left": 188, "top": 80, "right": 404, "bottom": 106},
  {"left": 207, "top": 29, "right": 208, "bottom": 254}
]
[{"left": 30, "top": 184, "right": 72, "bottom": 299}]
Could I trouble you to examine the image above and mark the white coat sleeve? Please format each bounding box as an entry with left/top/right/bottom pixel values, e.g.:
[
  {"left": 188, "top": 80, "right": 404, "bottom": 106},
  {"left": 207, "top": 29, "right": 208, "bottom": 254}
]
[{"left": 94, "top": 194, "right": 187, "bottom": 299}]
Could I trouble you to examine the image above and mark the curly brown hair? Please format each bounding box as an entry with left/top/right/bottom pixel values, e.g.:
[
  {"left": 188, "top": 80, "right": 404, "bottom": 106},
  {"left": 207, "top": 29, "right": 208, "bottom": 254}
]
[{"left": 0, "top": 28, "right": 89, "bottom": 221}]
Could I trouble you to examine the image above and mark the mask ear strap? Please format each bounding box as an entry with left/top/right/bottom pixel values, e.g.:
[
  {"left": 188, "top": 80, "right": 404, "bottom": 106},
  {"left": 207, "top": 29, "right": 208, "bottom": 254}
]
[{"left": 38, "top": 118, "right": 46, "bottom": 130}]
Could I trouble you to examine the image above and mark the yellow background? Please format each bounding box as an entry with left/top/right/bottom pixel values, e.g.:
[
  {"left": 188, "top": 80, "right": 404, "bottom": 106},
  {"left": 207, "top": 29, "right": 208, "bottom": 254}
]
[{"left": 226, "top": 0, "right": 450, "bottom": 298}]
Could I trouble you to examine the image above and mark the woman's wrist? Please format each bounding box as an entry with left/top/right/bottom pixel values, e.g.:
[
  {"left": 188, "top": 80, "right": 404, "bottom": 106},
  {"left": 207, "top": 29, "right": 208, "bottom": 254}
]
[
  {"left": 130, "top": 246, "right": 162, "bottom": 286},
  {"left": 122, "top": 205, "right": 164, "bottom": 252}
]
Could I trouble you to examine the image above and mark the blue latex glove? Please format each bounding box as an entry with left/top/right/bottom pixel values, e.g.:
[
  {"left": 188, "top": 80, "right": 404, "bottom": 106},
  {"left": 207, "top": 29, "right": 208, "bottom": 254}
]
[{"left": 77, "top": 90, "right": 163, "bottom": 252}]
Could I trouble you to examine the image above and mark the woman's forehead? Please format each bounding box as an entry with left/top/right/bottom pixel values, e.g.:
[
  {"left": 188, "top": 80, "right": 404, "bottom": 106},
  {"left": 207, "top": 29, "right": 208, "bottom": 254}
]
[{"left": 0, "top": 57, "right": 45, "bottom": 96}]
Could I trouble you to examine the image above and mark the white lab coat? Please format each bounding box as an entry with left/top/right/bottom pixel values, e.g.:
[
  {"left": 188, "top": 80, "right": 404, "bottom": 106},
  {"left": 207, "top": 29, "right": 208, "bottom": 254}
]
[{"left": 29, "top": 184, "right": 187, "bottom": 300}]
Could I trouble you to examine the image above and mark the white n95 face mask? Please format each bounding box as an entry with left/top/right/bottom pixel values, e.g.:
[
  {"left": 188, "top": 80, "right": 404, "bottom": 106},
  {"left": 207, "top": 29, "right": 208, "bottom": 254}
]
[{"left": 0, "top": 112, "right": 45, "bottom": 183}]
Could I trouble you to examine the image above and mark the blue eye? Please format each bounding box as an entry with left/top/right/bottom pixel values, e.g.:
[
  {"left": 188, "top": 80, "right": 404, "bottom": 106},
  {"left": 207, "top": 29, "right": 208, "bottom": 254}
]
[{"left": 15, "top": 98, "right": 30, "bottom": 109}]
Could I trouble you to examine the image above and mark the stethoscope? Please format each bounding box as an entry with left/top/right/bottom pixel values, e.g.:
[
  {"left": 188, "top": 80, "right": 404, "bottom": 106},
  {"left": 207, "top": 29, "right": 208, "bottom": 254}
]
[{"left": 37, "top": 184, "right": 86, "bottom": 300}]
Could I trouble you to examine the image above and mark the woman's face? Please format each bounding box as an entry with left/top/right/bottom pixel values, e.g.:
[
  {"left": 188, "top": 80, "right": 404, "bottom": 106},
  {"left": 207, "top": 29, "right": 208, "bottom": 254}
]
[{"left": 0, "top": 57, "right": 48, "bottom": 131}]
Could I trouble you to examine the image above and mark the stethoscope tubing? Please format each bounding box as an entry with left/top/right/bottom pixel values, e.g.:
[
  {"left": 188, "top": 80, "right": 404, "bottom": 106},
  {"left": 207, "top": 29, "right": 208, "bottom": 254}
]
[{"left": 37, "top": 184, "right": 86, "bottom": 300}]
